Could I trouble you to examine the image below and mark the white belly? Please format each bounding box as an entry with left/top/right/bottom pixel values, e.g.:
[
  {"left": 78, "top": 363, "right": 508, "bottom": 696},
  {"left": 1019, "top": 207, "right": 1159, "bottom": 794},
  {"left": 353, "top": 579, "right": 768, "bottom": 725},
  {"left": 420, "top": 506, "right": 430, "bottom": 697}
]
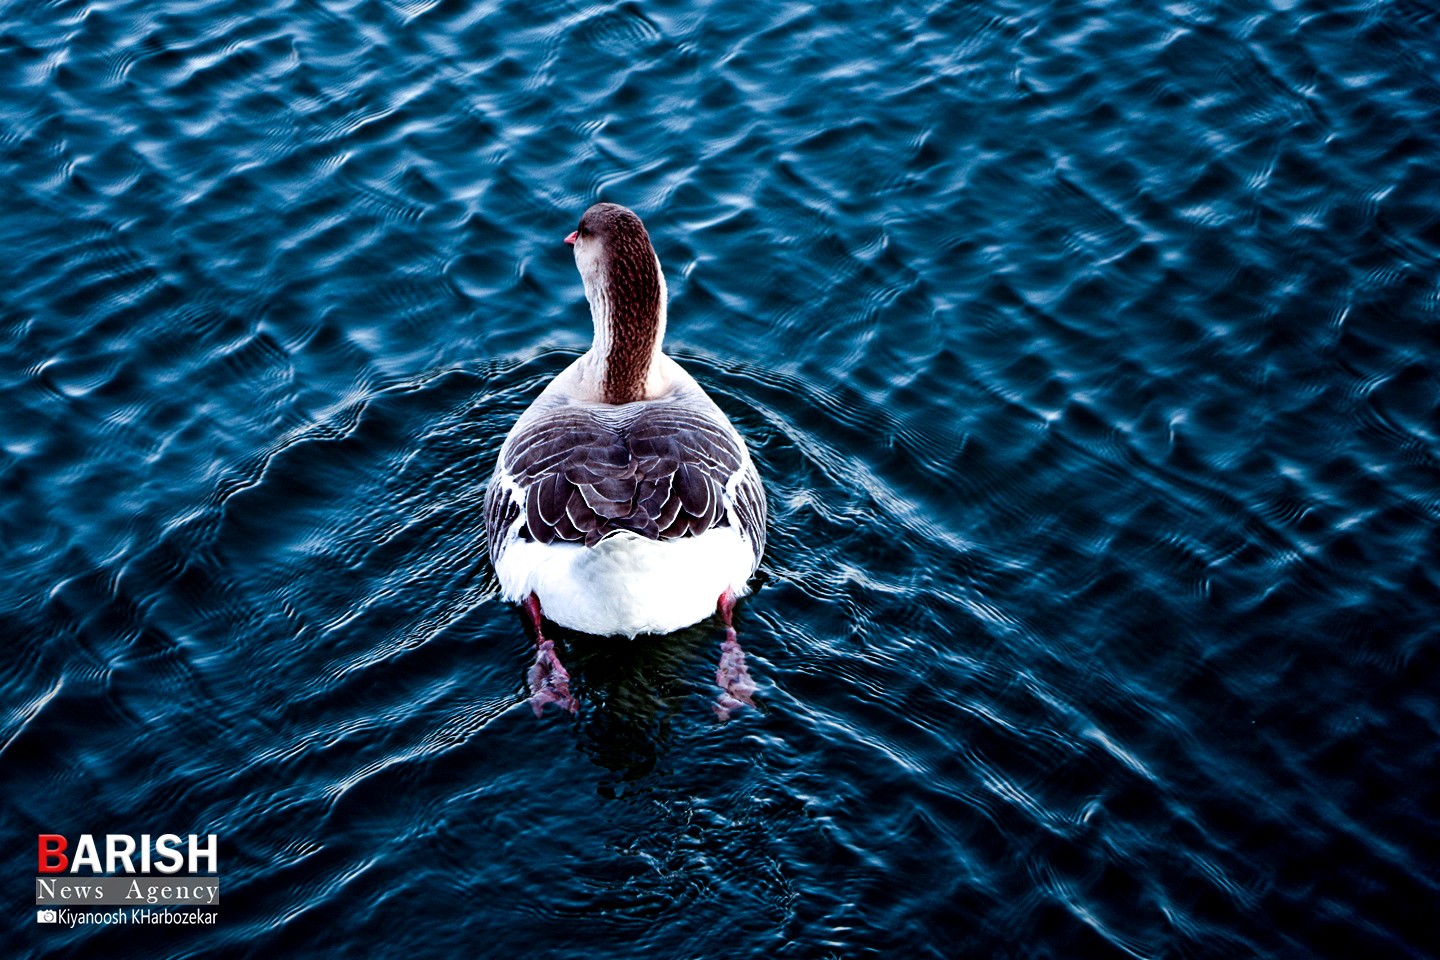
[{"left": 494, "top": 527, "right": 756, "bottom": 637}]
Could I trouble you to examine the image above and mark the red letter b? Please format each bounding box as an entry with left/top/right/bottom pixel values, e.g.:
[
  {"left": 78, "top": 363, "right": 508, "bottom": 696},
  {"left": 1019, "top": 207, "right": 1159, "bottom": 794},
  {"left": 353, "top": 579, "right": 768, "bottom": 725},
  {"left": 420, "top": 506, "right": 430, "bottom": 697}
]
[{"left": 38, "top": 835, "right": 68, "bottom": 873}]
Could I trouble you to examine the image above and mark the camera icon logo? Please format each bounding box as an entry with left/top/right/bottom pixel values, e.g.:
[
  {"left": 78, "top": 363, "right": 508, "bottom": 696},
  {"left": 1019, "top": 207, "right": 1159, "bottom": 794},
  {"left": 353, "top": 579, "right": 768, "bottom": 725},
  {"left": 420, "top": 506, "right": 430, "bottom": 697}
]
[{"left": 37, "top": 909, "right": 58, "bottom": 923}]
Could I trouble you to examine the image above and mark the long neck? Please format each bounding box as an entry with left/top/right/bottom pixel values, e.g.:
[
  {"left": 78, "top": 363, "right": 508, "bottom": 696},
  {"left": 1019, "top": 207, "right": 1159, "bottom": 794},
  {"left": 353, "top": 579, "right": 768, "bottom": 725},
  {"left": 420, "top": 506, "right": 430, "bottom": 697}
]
[{"left": 584, "top": 250, "right": 667, "bottom": 405}]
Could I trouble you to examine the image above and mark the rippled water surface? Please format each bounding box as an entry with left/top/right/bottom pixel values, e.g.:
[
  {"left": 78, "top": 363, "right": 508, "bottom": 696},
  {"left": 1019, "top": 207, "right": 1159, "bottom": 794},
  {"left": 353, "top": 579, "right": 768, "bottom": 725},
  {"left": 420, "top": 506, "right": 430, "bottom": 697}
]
[{"left": 4, "top": 0, "right": 1439, "bottom": 956}]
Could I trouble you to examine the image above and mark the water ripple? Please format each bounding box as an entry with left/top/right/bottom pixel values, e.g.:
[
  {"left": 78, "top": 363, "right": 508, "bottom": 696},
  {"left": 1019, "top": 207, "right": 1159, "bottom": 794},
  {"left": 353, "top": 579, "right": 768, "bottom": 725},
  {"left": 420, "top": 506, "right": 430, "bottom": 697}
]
[{"left": 4, "top": 0, "right": 1439, "bottom": 956}]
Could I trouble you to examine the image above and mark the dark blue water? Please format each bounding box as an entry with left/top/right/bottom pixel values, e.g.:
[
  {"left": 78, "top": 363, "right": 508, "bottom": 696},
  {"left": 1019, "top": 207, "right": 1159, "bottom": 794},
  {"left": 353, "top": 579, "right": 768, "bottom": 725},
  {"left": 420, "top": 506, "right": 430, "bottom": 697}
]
[{"left": 4, "top": 0, "right": 1438, "bottom": 956}]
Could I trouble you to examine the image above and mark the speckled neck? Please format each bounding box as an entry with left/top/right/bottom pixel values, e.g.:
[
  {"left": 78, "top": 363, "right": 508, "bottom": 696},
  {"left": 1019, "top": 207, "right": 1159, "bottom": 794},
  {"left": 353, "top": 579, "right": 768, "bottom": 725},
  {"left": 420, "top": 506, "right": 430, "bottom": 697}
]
[{"left": 582, "top": 224, "right": 667, "bottom": 405}]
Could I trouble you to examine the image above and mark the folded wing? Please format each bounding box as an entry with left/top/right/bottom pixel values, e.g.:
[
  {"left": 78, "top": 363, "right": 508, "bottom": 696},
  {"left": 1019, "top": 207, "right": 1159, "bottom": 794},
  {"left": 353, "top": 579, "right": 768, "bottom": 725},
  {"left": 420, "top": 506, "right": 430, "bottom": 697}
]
[{"left": 485, "top": 399, "right": 766, "bottom": 564}]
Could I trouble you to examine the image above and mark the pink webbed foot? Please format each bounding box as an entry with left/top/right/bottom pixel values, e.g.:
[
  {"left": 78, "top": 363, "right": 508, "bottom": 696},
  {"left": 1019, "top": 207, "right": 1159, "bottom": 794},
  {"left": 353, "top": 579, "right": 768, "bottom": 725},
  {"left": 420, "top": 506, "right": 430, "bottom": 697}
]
[
  {"left": 714, "top": 589, "right": 757, "bottom": 720},
  {"left": 528, "top": 639, "right": 576, "bottom": 716},
  {"left": 523, "top": 594, "right": 577, "bottom": 717}
]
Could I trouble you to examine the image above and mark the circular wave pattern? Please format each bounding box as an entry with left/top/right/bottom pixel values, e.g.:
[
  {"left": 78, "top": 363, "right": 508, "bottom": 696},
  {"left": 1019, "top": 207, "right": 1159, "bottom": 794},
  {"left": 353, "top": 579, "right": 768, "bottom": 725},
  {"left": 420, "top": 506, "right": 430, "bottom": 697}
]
[{"left": 3, "top": 0, "right": 1438, "bottom": 957}]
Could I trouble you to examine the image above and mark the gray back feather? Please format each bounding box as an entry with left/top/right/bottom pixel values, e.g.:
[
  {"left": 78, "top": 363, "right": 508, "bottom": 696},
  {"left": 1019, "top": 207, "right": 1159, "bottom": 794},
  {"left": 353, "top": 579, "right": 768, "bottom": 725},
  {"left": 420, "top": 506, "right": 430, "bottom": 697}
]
[{"left": 485, "top": 395, "right": 766, "bottom": 563}]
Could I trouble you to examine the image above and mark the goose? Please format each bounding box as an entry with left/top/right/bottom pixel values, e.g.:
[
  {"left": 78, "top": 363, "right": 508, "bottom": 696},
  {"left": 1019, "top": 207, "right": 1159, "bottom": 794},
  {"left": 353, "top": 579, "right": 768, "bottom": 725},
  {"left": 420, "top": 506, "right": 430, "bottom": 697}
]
[{"left": 485, "top": 202, "right": 766, "bottom": 716}]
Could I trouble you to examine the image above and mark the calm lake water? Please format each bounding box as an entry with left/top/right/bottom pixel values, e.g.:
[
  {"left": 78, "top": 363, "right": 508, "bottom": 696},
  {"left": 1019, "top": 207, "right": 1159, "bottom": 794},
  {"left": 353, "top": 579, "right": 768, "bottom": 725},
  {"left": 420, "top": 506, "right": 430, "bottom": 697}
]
[{"left": 3, "top": 0, "right": 1438, "bottom": 956}]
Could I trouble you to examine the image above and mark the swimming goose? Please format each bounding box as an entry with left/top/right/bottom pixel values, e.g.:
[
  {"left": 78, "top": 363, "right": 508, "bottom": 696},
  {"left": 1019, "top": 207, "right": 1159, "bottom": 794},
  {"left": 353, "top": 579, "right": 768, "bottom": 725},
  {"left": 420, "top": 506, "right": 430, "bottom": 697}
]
[{"left": 485, "top": 202, "right": 766, "bottom": 715}]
